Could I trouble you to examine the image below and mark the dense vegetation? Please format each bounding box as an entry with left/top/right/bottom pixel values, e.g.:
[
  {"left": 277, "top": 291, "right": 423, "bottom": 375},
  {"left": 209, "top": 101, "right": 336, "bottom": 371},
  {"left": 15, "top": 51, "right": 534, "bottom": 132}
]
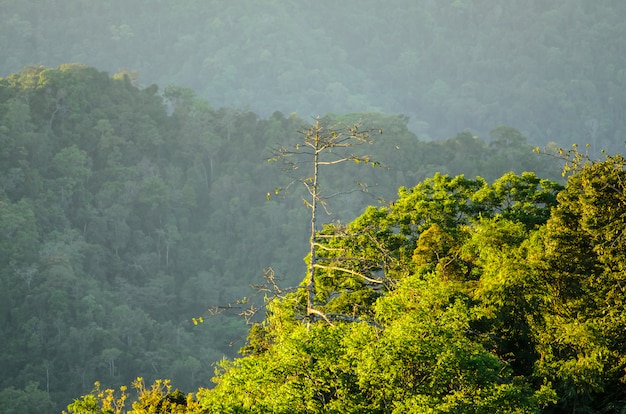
[
  {"left": 65, "top": 146, "right": 626, "bottom": 413},
  {"left": 2, "top": 1, "right": 626, "bottom": 153},
  {"left": 0, "top": 64, "right": 567, "bottom": 412},
  {"left": 202, "top": 147, "right": 626, "bottom": 413},
  {"left": 2, "top": 3, "right": 625, "bottom": 412}
]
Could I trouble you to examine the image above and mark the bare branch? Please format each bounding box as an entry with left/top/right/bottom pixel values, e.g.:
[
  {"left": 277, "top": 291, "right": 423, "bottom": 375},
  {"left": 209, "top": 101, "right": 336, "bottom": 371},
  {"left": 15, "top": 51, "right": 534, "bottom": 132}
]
[
  {"left": 307, "top": 308, "right": 335, "bottom": 326},
  {"left": 194, "top": 267, "right": 305, "bottom": 325},
  {"left": 313, "top": 263, "right": 386, "bottom": 285}
]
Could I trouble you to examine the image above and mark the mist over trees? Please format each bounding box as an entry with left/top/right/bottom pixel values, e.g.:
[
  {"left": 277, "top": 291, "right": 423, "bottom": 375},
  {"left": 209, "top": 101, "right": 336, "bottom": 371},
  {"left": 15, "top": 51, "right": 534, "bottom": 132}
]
[
  {"left": 0, "top": 63, "right": 565, "bottom": 411},
  {"left": 2, "top": 1, "right": 626, "bottom": 152},
  {"left": 1, "top": 1, "right": 625, "bottom": 413},
  {"left": 0, "top": 63, "right": 568, "bottom": 411}
]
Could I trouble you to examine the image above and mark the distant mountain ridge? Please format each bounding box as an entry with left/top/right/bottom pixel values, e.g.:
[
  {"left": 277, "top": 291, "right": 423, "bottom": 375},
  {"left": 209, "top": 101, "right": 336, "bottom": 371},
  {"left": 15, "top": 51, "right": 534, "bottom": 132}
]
[{"left": 2, "top": 0, "right": 625, "bottom": 152}]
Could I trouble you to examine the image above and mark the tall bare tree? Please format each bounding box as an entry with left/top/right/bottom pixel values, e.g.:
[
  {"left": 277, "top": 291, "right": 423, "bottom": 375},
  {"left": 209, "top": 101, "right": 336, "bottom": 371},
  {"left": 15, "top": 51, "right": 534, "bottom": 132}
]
[{"left": 269, "top": 116, "right": 381, "bottom": 323}]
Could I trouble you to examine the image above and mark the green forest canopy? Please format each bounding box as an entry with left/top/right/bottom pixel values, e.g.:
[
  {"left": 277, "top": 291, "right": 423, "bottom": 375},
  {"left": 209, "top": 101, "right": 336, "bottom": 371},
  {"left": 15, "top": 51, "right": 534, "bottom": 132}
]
[
  {"left": 1, "top": 62, "right": 625, "bottom": 412},
  {"left": 1, "top": 4, "right": 624, "bottom": 411},
  {"left": 66, "top": 150, "right": 626, "bottom": 413},
  {"left": 0, "top": 63, "right": 565, "bottom": 412}
]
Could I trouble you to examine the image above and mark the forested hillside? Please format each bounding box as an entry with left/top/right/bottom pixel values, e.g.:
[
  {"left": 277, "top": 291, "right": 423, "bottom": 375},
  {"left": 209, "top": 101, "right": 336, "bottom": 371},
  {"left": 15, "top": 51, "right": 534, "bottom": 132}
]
[
  {"left": 2, "top": 1, "right": 626, "bottom": 152},
  {"left": 0, "top": 65, "right": 564, "bottom": 412},
  {"left": 189, "top": 149, "right": 626, "bottom": 413},
  {"left": 61, "top": 140, "right": 626, "bottom": 412},
  {"left": 2, "top": 2, "right": 625, "bottom": 412}
]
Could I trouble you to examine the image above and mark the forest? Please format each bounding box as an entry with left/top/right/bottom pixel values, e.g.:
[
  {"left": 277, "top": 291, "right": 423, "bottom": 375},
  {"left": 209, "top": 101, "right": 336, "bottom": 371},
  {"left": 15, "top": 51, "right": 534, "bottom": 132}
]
[
  {"left": 2, "top": 1, "right": 626, "bottom": 153},
  {"left": 0, "top": 1, "right": 625, "bottom": 413},
  {"left": 0, "top": 63, "right": 566, "bottom": 413}
]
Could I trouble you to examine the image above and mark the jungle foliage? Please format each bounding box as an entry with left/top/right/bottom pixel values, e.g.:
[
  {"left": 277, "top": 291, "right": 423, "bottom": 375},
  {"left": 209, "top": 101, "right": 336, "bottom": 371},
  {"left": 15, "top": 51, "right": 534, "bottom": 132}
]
[
  {"left": 0, "top": 64, "right": 568, "bottom": 412},
  {"left": 65, "top": 146, "right": 626, "bottom": 413},
  {"left": 3, "top": 3, "right": 626, "bottom": 412}
]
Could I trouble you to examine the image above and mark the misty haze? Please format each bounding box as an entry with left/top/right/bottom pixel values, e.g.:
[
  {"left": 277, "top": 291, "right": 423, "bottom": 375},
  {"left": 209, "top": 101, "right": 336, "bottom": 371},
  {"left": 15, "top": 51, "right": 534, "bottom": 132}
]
[{"left": 1, "top": 1, "right": 625, "bottom": 412}]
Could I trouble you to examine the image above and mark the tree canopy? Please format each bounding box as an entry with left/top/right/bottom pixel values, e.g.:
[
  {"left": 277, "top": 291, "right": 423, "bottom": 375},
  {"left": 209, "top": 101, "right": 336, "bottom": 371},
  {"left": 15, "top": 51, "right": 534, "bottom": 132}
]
[
  {"left": 0, "top": 64, "right": 568, "bottom": 411},
  {"left": 191, "top": 152, "right": 626, "bottom": 413}
]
